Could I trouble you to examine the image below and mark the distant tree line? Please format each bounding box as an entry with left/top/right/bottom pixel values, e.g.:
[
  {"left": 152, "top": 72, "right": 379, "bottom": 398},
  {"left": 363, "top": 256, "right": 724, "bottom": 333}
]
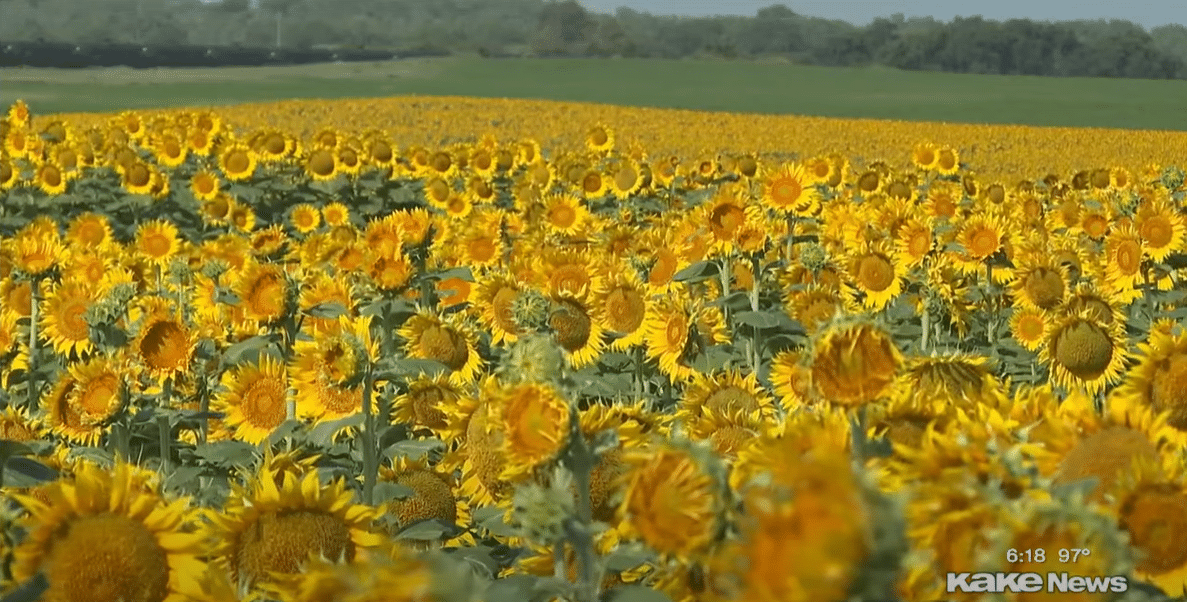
[{"left": 0, "top": 0, "right": 1184, "bottom": 79}]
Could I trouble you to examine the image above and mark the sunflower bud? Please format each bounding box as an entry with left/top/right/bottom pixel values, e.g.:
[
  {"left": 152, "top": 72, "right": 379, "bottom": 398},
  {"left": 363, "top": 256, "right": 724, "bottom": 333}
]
[
  {"left": 499, "top": 333, "right": 565, "bottom": 385},
  {"left": 510, "top": 469, "right": 575, "bottom": 547},
  {"left": 200, "top": 258, "right": 230, "bottom": 281},
  {"left": 107, "top": 282, "right": 138, "bottom": 307},
  {"left": 167, "top": 258, "right": 191, "bottom": 283},
  {"left": 510, "top": 289, "right": 550, "bottom": 333},
  {"left": 1161, "top": 166, "right": 1185, "bottom": 191},
  {"left": 798, "top": 242, "right": 828, "bottom": 272}
]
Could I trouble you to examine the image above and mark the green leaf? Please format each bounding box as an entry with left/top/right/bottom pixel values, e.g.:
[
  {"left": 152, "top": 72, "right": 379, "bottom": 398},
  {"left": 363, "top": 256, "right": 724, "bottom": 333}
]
[
  {"left": 265, "top": 420, "right": 305, "bottom": 446},
  {"left": 672, "top": 260, "right": 718, "bottom": 282},
  {"left": 0, "top": 572, "right": 48, "bottom": 602},
  {"left": 3, "top": 457, "right": 58, "bottom": 487},
  {"left": 307, "top": 414, "right": 364, "bottom": 447},
  {"left": 373, "top": 481, "right": 416, "bottom": 501},
  {"left": 473, "top": 506, "right": 519, "bottom": 538},
  {"left": 603, "top": 546, "right": 654, "bottom": 572},
  {"left": 193, "top": 441, "right": 257, "bottom": 469},
  {"left": 220, "top": 334, "right": 282, "bottom": 368},
  {"left": 395, "top": 519, "right": 452, "bottom": 540},
  {"left": 383, "top": 438, "right": 445, "bottom": 461},
  {"left": 732, "top": 310, "right": 780, "bottom": 329},
  {"left": 373, "top": 358, "right": 449, "bottom": 382},
  {"left": 426, "top": 267, "right": 475, "bottom": 282},
  {"left": 484, "top": 575, "right": 539, "bottom": 602},
  {"left": 305, "top": 301, "right": 348, "bottom": 319}
]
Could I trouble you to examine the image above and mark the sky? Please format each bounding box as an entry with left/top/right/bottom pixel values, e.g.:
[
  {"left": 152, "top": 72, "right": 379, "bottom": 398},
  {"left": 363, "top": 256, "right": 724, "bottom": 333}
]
[{"left": 575, "top": 0, "right": 1184, "bottom": 31}]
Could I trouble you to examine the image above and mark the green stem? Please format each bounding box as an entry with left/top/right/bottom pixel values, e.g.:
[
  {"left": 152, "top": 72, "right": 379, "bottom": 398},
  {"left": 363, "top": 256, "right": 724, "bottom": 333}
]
[
  {"left": 785, "top": 215, "right": 796, "bottom": 265},
  {"left": 159, "top": 377, "right": 173, "bottom": 472},
  {"left": 851, "top": 405, "right": 868, "bottom": 467},
  {"left": 197, "top": 376, "right": 210, "bottom": 444},
  {"left": 921, "top": 304, "right": 930, "bottom": 353},
  {"left": 361, "top": 366, "right": 377, "bottom": 506},
  {"left": 553, "top": 543, "right": 567, "bottom": 581},
  {"left": 718, "top": 257, "right": 731, "bottom": 322},
  {"left": 633, "top": 346, "right": 645, "bottom": 398},
  {"left": 564, "top": 406, "right": 601, "bottom": 602},
  {"left": 27, "top": 277, "right": 40, "bottom": 411}
]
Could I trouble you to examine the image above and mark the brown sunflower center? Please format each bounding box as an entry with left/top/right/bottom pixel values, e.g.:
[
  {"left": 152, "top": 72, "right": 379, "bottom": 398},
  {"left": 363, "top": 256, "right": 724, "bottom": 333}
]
[
  {"left": 409, "top": 386, "right": 453, "bottom": 430},
  {"left": 308, "top": 149, "right": 335, "bottom": 177},
  {"left": 224, "top": 150, "right": 250, "bottom": 175},
  {"left": 709, "top": 425, "right": 754, "bottom": 458},
  {"left": 589, "top": 129, "right": 609, "bottom": 146},
  {"left": 45, "top": 514, "right": 171, "bottom": 602},
  {"left": 58, "top": 298, "right": 91, "bottom": 342},
  {"left": 390, "top": 470, "right": 457, "bottom": 528},
  {"left": 1023, "top": 268, "right": 1064, "bottom": 309},
  {"left": 139, "top": 320, "right": 188, "bottom": 371},
  {"left": 240, "top": 376, "right": 287, "bottom": 428},
  {"left": 704, "top": 385, "right": 759, "bottom": 415},
  {"left": 548, "top": 203, "right": 577, "bottom": 229},
  {"left": 127, "top": 163, "right": 151, "bottom": 187},
  {"left": 550, "top": 299, "right": 592, "bottom": 353},
  {"left": 245, "top": 272, "right": 285, "bottom": 320},
  {"left": 263, "top": 133, "right": 286, "bottom": 155},
  {"left": 465, "top": 235, "right": 498, "bottom": 264},
  {"left": 419, "top": 325, "right": 469, "bottom": 371},
  {"left": 1150, "top": 353, "right": 1187, "bottom": 430},
  {"left": 710, "top": 203, "right": 745, "bottom": 238},
  {"left": 856, "top": 254, "right": 894, "bottom": 292},
  {"left": 1053, "top": 320, "right": 1114, "bottom": 381},
  {"left": 1113, "top": 239, "right": 1142, "bottom": 275},
  {"left": 141, "top": 233, "right": 172, "bottom": 259},
  {"left": 857, "top": 171, "right": 880, "bottom": 192},
  {"left": 1141, "top": 215, "right": 1173, "bottom": 248},
  {"left": 491, "top": 285, "right": 521, "bottom": 336},
  {"left": 967, "top": 226, "right": 1000, "bottom": 258},
  {"left": 810, "top": 326, "right": 899, "bottom": 405},
  {"left": 582, "top": 172, "right": 603, "bottom": 194},
  {"left": 78, "top": 372, "right": 119, "bottom": 416},
  {"left": 234, "top": 510, "right": 355, "bottom": 588},
  {"left": 1053, "top": 426, "right": 1157, "bottom": 500},
  {"left": 1119, "top": 484, "right": 1187, "bottom": 573},
  {"left": 614, "top": 166, "right": 638, "bottom": 191},
  {"left": 1014, "top": 314, "right": 1046, "bottom": 342},
  {"left": 771, "top": 177, "right": 802, "bottom": 205},
  {"left": 604, "top": 287, "right": 645, "bottom": 334},
  {"left": 664, "top": 314, "right": 688, "bottom": 348}
]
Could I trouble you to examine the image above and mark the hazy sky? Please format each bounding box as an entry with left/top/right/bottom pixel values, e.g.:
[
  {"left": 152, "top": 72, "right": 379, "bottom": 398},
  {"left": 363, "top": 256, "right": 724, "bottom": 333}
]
[{"left": 576, "top": 0, "right": 1183, "bottom": 31}]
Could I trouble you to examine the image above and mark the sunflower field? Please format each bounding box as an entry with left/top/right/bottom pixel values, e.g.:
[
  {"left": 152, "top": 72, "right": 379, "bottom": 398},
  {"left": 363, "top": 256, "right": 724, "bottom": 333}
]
[{"left": 2, "top": 96, "right": 1187, "bottom": 602}]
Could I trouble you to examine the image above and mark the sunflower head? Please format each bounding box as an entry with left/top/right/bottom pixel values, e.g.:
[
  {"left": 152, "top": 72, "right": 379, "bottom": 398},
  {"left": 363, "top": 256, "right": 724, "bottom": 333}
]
[{"left": 807, "top": 316, "right": 902, "bottom": 407}]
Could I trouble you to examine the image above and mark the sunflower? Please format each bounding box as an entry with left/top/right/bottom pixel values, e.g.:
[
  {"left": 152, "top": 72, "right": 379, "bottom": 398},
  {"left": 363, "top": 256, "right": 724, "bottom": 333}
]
[
  {"left": 677, "top": 369, "right": 776, "bottom": 426},
  {"left": 33, "top": 160, "right": 68, "bottom": 195},
  {"left": 1109, "top": 457, "right": 1187, "bottom": 594},
  {"left": 1103, "top": 222, "right": 1146, "bottom": 292},
  {"left": 760, "top": 162, "right": 821, "bottom": 217},
  {"left": 576, "top": 168, "right": 609, "bottom": 199},
  {"left": 0, "top": 156, "right": 17, "bottom": 190},
  {"left": 134, "top": 219, "right": 181, "bottom": 267},
  {"left": 537, "top": 192, "right": 589, "bottom": 236},
  {"left": 470, "top": 271, "right": 524, "bottom": 345},
  {"left": 44, "top": 357, "right": 127, "bottom": 446},
  {"left": 844, "top": 242, "right": 905, "bottom": 311},
  {"left": 1114, "top": 326, "right": 1187, "bottom": 431},
  {"left": 204, "top": 464, "right": 385, "bottom": 593},
  {"left": 595, "top": 268, "right": 650, "bottom": 350},
  {"left": 584, "top": 123, "right": 614, "bottom": 153},
  {"left": 1039, "top": 309, "right": 1128, "bottom": 395},
  {"left": 490, "top": 380, "right": 572, "bottom": 482},
  {"left": 892, "top": 352, "right": 1005, "bottom": 411},
  {"left": 134, "top": 297, "right": 195, "bottom": 381},
  {"left": 290, "top": 316, "right": 377, "bottom": 421},
  {"left": 711, "top": 448, "right": 870, "bottom": 602},
  {"left": 374, "top": 455, "right": 473, "bottom": 549},
  {"left": 233, "top": 260, "right": 291, "bottom": 327},
  {"left": 218, "top": 141, "right": 257, "bottom": 181},
  {"left": 531, "top": 247, "right": 607, "bottom": 300},
  {"left": 288, "top": 203, "right": 321, "bottom": 235},
  {"left": 808, "top": 319, "right": 902, "bottom": 407},
  {"left": 445, "top": 384, "right": 512, "bottom": 506},
  {"left": 398, "top": 311, "right": 482, "bottom": 385},
  {"left": 1134, "top": 191, "right": 1186, "bottom": 262},
  {"left": 1009, "top": 253, "right": 1068, "bottom": 311},
  {"left": 608, "top": 159, "right": 645, "bottom": 200},
  {"left": 1008, "top": 306, "right": 1050, "bottom": 351},
  {"left": 910, "top": 142, "right": 940, "bottom": 171},
  {"left": 643, "top": 294, "right": 699, "bottom": 383},
  {"left": 9, "top": 461, "right": 206, "bottom": 602},
  {"left": 616, "top": 441, "right": 727, "bottom": 562},
  {"left": 40, "top": 278, "right": 99, "bottom": 358},
  {"left": 952, "top": 213, "right": 1007, "bottom": 273},
  {"left": 65, "top": 212, "right": 114, "bottom": 251},
  {"left": 212, "top": 353, "right": 290, "bottom": 445},
  {"left": 8, "top": 226, "right": 67, "bottom": 276},
  {"left": 299, "top": 271, "right": 355, "bottom": 336},
  {"left": 391, "top": 372, "right": 464, "bottom": 434}
]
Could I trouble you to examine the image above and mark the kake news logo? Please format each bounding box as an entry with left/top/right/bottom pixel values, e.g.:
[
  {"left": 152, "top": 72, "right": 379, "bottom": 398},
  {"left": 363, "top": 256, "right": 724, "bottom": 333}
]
[{"left": 946, "top": 572, "right": 1129, "bottom": 594}]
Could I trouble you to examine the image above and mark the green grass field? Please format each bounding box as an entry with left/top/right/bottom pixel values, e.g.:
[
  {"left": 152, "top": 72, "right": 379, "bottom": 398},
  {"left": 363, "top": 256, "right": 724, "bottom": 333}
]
[{"left": 3, "top": 56, "right": 1187, "bottom": 130}]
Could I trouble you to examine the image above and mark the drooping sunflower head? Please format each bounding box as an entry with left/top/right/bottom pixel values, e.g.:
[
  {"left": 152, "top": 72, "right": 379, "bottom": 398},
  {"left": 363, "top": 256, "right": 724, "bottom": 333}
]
[
  {"left": 492, "top": 380, "right": 573, "bottom": 483},
  {"left": 233, "top": 259, "right": 294, "bottom": 328},
  {"left": 1109, "top": 456, "right": 1187, "bottom": 594},
  {"left": 44, "top": 355, "right": 127, "bottom": 446},
  {"left": 676, "top": 368, "right": 776, "bottom": 426}
]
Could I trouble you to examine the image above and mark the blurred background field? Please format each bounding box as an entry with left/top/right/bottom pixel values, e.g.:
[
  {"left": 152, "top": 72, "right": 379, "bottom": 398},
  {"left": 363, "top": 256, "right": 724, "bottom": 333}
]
[{"left": 6, "top": 57, "right": 1187, "bottom": 131}]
